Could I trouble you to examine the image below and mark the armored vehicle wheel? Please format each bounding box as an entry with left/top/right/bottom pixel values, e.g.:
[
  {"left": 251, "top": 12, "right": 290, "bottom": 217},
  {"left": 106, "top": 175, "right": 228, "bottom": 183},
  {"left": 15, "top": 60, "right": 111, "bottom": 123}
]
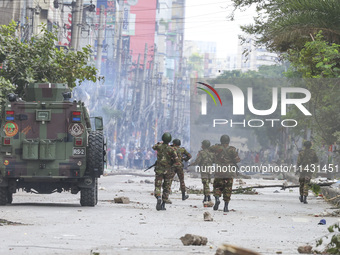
[
  {"left": 7, "top": 191, "right": 13, "bottom": 204},
  {"left": 87, "top": 131, "right": 104, "bottom": 177},
  {"left": 80, "top": 178, "right": 98, "bottom": 207},
  {"left": 0, "top": 187, "right": 7, "bottom": 205}
]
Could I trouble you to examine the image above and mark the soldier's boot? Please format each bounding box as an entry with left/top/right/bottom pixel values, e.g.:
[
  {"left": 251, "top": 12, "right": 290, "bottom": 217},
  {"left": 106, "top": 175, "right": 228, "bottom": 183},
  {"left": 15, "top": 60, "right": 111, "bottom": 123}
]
[
  {"left": 299, "top": 195, "right": 303, "bottom": 203},
  {"left": 160, "top": 201, "right": 166, "bottom": 210},
  {"left": 203, "top": 195, "right": 207, "bottom": 203},
  {"left": 156, "top": 196, "right": 162, "bottom": 211},
  {"left": 182, "top": 191, "right": 189, "bottom": 201},
  {"left": 223, "top": 201, "right": 229, "bottom": 212},
  {"left": 303, "top": 196, "right": 308, "bottom": 204},
  {"left": 213, "top": 196, "right": 220, "bottom": 211},
  {"left": 207, "top": 195, "right": 211, "bottom": 201}
]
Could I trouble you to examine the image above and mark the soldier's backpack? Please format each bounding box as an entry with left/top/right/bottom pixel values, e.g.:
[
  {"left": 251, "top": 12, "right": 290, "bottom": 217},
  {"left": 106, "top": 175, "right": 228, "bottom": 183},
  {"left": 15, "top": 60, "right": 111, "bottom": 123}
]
[
  {"left": 216, "top": 145, "right": 236, "bottom": 165},
  {"left": 300, "top": 149, "right": 317, "bottom": 166},
  {"left": 157, "top": 144, "right": 173, "bottom": 167},
  {"left": 202, "top": 149, "right": 215, "bottom": 166}
]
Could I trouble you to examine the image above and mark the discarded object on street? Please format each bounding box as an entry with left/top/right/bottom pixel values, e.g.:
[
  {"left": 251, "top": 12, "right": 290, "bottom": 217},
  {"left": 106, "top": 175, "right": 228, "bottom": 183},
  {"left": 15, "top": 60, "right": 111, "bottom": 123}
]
[
  {"left": 297, "top": 245, "right": 313, "bottom": 254},
  {"left": 180, "top": 234, "right": 208, "bottom": 246},
  {"left": 114, "top": 196, "right": 130, "bottom": 204},
  {"left": 204, "top": 212, "right": 213, "bottom": 221},
  {"left": 318, "top": 219, "right": 326, "bottom": 225},
  {"left": 215, "top": 244, "right": 261, "bottom": 255},
  {"left": 203, "top": 201, "right": 214, "bottom": 207},
  {"left": 232, "top": 182, "right": 335, "bottom": 192}
]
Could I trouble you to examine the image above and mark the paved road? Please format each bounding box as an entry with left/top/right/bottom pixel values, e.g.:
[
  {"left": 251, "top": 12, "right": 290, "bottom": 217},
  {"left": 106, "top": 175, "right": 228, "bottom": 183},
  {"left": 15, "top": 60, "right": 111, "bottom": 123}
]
[{"left": 0, "top": 171, "right": 339, "bottom": 255}]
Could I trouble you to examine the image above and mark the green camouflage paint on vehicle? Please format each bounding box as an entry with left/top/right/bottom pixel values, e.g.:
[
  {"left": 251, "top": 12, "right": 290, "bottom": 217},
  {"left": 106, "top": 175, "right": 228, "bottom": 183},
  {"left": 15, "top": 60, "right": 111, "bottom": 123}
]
[{"left": 0, "top": 83, "right": 106, "bottom": 206}]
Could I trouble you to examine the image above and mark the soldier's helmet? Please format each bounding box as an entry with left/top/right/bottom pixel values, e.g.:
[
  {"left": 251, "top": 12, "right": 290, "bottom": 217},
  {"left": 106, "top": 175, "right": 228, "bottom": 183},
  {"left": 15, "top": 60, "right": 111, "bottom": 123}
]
[
  {"left": 173, "top": 139, "right": 181, "bottom": 146},
  {"left": 162, "top": 132, "right": 172, "bottom": 144},
  {"left": 303, "top": 141, "right": 312, "bottom": 148},
  {"left": 220, "top": 134, "right": 230, "bottom": 144},
  {"left": 201, "top": 140, "right": 210, "bottom": 148}
]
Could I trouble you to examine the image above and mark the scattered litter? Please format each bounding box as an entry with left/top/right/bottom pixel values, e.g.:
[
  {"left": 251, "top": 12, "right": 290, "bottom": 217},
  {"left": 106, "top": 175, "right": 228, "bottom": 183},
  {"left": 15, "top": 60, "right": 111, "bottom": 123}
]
[
  {"left": 0, "top": 219, "right": 24, "bottom": 226},
  {"left": 203, "top": 201, "right": 214, "bottom": 207},
  {"left": 144, "top": 179, "right": 154, "bottom": 184},
  {"left": 203, "top": 212, "right": 213, "bottom": 221},
  {"left": 243, "top": 190, "right": 258, "bottom": 195},
  {"left": 297, "top": 245, "right": 312, "bottom": 254},
  {"left": 274, "top": 190, "right": 280, "bottom": 193},
  {"left": 263, "top": 177, "right": 275, "bottom": 180},
  {"left": 114, "top": 197, "right": 130, "bottom": 204},
  {"left": 127, "top": 179, "right": 134, "bottom": 183},
  {"left": 215, "top": 244, "right": 261, "bottom": 255},
  {"left": 314, "top": 209, "right": 340, "bottom": 217},
  {"left": 99, "top": 187, "right": 106, "bottom": 190},
  {"left": 318, "top": 219, "right": 326, "bottom": 225},
  {"left": 180, "top": 234, "right": 207, "bottom": 246}
]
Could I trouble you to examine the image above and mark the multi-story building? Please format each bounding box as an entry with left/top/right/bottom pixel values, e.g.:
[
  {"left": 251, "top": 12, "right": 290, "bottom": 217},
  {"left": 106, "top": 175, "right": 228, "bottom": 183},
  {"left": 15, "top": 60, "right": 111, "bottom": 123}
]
[{"left": 184, "top": 40, "right": 217, "bottom": 78}]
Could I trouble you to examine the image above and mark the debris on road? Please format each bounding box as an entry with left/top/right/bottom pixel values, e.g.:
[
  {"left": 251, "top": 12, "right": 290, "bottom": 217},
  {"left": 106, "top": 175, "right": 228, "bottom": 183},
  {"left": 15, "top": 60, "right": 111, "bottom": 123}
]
[
  {"left": 203, "top": 212, "right": 213, "bottom": 221},
  {"left": 318, "top": 219, "right": 326, "bottom": 225},
  {"left": 180, "top": 234, "right": 208, "bottom": 246},
  {"left": 114, "top": 197, "right": 130, "bottom": 204},
  {"left": 215, "top": 244, "right": 261, "bottom": 255},
  {"left": 297, "top": 245, "right": 313, "bottom": 254},
  {"left": 203, "top": 201, "right": 214, "bottom": 207},
  {"left": 0, "top": 219, "right": 24, "bottom": 226}
]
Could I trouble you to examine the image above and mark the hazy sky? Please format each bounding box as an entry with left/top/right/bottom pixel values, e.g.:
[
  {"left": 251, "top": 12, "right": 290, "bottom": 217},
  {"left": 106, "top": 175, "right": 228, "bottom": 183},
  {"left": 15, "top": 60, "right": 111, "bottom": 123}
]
[{"left": 184, "top": 0, "right": 256, "bottom": 58}]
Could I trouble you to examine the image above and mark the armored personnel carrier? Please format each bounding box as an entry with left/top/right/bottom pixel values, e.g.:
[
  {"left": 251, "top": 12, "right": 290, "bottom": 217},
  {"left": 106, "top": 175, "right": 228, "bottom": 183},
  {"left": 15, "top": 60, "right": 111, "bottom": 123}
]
[{"left": 0, "top": 83, "right": 105, "bottom": 206}]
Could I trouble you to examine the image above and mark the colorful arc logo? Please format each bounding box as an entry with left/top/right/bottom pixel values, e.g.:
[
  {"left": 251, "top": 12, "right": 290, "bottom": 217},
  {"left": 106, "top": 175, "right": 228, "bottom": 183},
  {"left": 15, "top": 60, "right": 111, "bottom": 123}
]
[{"left": 197, "top": 82, "right": 222, "bottom": 106}]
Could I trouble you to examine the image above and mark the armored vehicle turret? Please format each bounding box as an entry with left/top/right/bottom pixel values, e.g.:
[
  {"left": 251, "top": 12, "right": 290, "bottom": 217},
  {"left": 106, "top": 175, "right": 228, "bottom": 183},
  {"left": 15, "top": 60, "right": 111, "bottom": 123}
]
[{"left": 0, "top": 83, "right": 105, "bottom": 206}]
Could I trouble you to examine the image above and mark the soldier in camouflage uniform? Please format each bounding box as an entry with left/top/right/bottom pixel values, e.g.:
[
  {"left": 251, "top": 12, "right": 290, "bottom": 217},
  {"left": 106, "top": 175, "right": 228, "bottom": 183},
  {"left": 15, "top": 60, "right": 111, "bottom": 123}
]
[
  {"left": 152, "top": 132, "right": 180, "bottom": 211},
  {"left": 297, "top": 141, "right": 318, "bottom": 204},
  {"left": 191, "top": 140, "right": 215, "bottom": 202},
  {"left": 209, "top": 135, "right": 240, "bottom": 212},
  {"left": 170, "top": 139, "right": 192, "bottom": 200}
]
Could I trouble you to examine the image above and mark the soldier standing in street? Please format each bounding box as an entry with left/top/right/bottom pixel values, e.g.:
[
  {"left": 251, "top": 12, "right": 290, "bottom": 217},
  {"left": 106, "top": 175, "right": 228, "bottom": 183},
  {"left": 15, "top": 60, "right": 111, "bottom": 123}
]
[
  {"left": 209, "top": 135, "right": 240, "bottom": 212},
  {"left": 171, "top": 139, "right": 192, "bottom": 200},
  {"left": 191, "top": 140, "right": 215, "bottom": 203},
  {"left": 297, "top": 141, "right": 319, "bottom": 204},
  {"left": 152, "top": 132, "right": 180, "bottom": 211}
]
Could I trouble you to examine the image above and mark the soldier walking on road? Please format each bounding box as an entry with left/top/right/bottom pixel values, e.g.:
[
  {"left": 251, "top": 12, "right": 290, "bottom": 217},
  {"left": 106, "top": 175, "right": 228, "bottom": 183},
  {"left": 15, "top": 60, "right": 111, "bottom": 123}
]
[
  {"left": 209, "top": 135, "right": 240, "bottom": 212},
  {"left": 170, "top": 139, "right": 192, "bottom": 201},
  {"left": 152, "top": 132, "right": 181, "bottom": 211},
  {"left": 191, "top": 140, "right": 215, "bottom": 203},
  {"left": 297, "top": 141, "right": 319, "bottom": 204}
]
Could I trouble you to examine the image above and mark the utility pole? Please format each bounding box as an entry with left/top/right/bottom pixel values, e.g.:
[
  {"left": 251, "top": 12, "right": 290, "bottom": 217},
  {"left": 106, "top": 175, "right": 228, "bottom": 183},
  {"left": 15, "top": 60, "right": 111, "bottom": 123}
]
[
  {"left": 139, "top": 43, "right": 148, "bottom": 120},
  {"left": 96, "top": 5, "right": 105, "bottom": 73},
  {"left": 138, "top": 43, "right": 148, "bottom": 147},
  {"left": 71, "top": 0, "right": 83, "bottom": 50},
  {"left": 134, "top": 53, "right": 141, "bottom": 109},
  {"left": 113, "top": 0, "right": 124, "bottom": 109}
]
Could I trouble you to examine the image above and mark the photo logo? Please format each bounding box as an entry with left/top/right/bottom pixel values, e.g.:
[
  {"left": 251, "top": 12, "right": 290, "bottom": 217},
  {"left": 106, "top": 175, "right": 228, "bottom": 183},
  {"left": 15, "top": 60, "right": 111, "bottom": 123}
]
[
  {"left": 200, "top": 83, "right": 312, "bottom": 116},
  {"left": 197, "top": 82, "right": 222, "bottom": 115}
]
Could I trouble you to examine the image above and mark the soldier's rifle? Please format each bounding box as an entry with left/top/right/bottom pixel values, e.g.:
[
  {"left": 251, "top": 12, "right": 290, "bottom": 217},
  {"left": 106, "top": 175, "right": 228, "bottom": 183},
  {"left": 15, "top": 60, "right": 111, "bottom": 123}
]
[{"left": 144, "top": 161, "right": 157, "bottom": 172}]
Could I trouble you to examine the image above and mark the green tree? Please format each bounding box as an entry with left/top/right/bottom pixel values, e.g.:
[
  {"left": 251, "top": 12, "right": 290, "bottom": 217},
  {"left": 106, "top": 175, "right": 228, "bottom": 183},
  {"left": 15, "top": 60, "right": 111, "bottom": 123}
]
[
  {"left": 287, "top": 33, "right": 340, "bottom": 78},
  {"left": 230, "top": 0, "right": 340, "bottom": 52},
  {"left": 0, "top": 21, "right": 101, "bottom": 97},
  {"left": 285, "top": 33, "right": 340, "bottom": 144}
]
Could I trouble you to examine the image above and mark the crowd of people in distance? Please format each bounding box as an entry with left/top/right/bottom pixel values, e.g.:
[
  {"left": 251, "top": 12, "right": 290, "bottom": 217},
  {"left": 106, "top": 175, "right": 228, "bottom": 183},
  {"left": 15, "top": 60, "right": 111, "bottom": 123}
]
[{"left": 106, "top": 145, "right": 156, "bottom": 170}]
